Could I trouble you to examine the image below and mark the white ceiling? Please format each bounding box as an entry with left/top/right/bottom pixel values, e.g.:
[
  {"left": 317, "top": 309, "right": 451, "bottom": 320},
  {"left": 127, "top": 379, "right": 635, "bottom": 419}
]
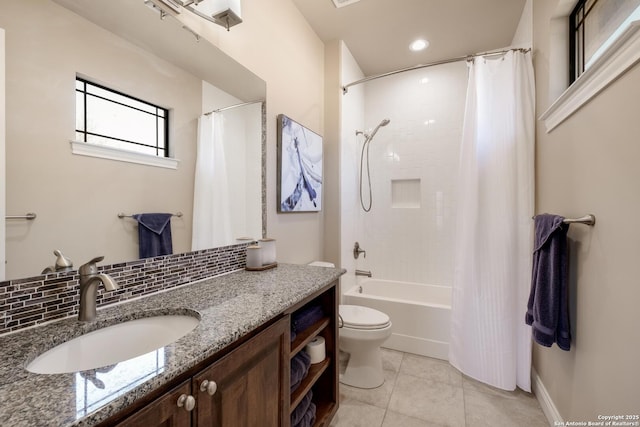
[{"left": 292, "top": 0, "right": 527, "bottom": 76}]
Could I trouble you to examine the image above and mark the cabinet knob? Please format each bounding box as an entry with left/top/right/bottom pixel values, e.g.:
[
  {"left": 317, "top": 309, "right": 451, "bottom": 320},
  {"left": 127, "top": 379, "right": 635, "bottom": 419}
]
[
  {"left": 177, "top": 394, "right": 196, "bottom": 412},
  {"left": 200, "top": 379, "right": 218, "bottom": 396}
]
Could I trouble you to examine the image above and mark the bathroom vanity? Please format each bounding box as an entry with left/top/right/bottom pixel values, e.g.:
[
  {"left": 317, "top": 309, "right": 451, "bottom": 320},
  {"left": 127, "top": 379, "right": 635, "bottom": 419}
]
[{"left": 0, "top": 264, "right": 343, "bottom": 427}]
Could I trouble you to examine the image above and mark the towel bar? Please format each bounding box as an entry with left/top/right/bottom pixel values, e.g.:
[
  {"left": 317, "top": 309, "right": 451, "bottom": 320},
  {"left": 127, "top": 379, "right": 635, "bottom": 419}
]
[
  {"left": 532, "top": 214, "right": 595, "bottom": 226},
  {"left": 562, "top": 214, "right": 595, "bottom": 226},
  {"left": 6, "top": 213, "right": 37, "bottom": 220},
  {"left": 118, "top": 212, "right": 183, "bottom": 219}
]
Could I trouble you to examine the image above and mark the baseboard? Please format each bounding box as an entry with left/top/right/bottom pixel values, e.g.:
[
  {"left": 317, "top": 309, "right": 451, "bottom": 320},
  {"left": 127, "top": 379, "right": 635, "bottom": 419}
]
[
  {"left": 531, "top": 368, "right": 563, "bottom": 426},
  {"left": 383, "top": 333, "right": 448, "bottom": 361}
]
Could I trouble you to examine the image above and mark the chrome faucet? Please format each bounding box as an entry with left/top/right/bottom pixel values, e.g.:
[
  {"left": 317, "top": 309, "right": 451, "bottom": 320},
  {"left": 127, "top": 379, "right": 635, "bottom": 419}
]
[
  {"left": 41, "top": 249, "right": 74, "bottom": 274},
  {"left": 78, "top": 256, "right": 118, "bottom": 322}
]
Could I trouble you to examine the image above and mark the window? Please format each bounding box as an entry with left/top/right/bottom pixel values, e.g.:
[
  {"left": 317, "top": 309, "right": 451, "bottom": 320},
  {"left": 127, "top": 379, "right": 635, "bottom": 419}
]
[
  {"left": 75, "top": 78, "right": 169, "bottom": 157},
  {"left": 570, "top": 0, "right": 640, "bottom": 82},
  {"left": 541, "top": 0, "right": 640, "bottom": 132}
]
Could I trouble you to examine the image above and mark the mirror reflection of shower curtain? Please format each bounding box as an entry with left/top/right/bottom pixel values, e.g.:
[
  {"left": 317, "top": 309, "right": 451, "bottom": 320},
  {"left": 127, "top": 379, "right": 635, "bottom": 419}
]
[
  {"left": 192, "top": 113, "right": 233, "bottom": 250},
  {"left": 449, "top": 50, "right": 535, "bottom": 392}
]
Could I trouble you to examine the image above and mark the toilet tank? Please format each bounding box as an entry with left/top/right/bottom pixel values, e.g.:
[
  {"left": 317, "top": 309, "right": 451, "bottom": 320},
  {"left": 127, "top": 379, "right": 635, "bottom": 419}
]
[{"left": 308, "top": 261, "right": 335, "bottom": 268}]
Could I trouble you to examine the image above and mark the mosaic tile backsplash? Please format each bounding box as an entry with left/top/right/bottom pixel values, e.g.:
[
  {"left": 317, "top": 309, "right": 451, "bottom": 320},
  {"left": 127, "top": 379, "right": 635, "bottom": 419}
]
[{"left": 0, "top": 243, "right": 249, "bottom": 335}]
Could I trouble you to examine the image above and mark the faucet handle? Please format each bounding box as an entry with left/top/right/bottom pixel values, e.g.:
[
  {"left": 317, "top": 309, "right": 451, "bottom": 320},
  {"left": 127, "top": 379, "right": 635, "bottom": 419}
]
[
  {"left": 79, "top": 256, "right": 105, "bottom": 276},
  {"left": 353, "top": 242, "right": 367, "bottom": 259},
  {"left": 53, "top": 249, "right": 73, "bottom": 269},
  {"left": 88, "top": 256, "right": 105, "bottom": 264}
]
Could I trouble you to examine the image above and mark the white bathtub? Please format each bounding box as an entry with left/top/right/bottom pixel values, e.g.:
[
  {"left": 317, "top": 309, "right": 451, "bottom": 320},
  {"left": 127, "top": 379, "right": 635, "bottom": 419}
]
[{"left": 343, "top": 279, "right": 451, "bottom": 360}]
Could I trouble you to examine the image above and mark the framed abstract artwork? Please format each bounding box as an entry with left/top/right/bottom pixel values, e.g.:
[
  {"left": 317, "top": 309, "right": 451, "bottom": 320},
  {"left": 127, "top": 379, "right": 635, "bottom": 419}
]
[{"left": 277, "top": 114, "right": 323, "bottom": 212}]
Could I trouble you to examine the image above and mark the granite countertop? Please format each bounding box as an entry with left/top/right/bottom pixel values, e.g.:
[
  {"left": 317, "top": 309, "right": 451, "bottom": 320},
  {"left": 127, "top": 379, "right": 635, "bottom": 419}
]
[{"left": 0, "top": 263, "right": 344, "bottom": 427}]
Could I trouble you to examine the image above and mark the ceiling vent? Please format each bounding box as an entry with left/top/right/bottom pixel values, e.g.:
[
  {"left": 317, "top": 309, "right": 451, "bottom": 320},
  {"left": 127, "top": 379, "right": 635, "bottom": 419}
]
[{"left": 331, "top": 0, "right": 362, "bottom": 8}]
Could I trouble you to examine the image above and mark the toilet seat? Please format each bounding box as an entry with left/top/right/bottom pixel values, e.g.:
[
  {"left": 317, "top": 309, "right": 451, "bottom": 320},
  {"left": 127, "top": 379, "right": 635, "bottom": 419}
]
[{"left": 340, "top": 305, "right": 390, "bottom": 330}]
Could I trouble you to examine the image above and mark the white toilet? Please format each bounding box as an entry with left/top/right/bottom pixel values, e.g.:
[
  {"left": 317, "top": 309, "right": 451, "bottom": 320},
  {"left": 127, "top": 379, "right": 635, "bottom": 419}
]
[{"left": 308, "top": 262, "right": 392, "bottom": 389}]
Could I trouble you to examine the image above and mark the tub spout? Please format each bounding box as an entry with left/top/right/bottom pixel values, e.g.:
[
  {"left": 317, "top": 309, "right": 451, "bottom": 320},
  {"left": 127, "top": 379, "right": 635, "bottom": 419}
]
[{"left": 355, "top": 269, "right": 372, "bottom": 278}]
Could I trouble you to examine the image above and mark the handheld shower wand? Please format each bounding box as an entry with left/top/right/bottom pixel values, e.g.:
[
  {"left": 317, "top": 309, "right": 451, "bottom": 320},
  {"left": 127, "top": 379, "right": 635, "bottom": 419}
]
[
  {"left": 367, "top": 118, "right": 390, "bottom": 141},
  {"left": 357, "top": 118, "right": 390, "bottom": 212},
  {"left": 356, "top": 118, "right": 390, "bottom": 143}
]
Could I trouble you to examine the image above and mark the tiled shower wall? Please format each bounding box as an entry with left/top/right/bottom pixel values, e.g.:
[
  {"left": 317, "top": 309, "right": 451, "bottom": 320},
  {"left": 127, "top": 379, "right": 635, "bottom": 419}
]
[
  {"left": 346, "top": 61, "right": 468, "bottom": 286},
  {"left": 0, "top": 243, "right": 248, "bottom": 335}
]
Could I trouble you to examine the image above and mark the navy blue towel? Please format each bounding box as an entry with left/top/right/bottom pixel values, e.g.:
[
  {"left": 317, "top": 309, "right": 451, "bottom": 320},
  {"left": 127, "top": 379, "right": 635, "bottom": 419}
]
[
  {"left": 291, "top": 390, "right": 313, "bottom": 427},
  {"left": 526, "top": 214, "right": 571, "bottom": 351},
  {"left": 132, "top": 213, "right": 174, "bottom": 259},
  {"left": 292, "top": 305, "right": 324, "bottom": 336},
  {"left": 294, "top": 402, "right": 316, "bottom": 427},
  {"left": 290, "top": 350, "right": 311, "bottom": 393},
  {"left": 293, "top": 402, "right": 316, "bottom": 427}
]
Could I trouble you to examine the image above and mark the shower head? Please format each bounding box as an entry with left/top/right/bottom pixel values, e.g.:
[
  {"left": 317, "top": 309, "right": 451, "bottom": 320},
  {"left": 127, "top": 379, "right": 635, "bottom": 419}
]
[
  {"left": 356, "top": 118, "right": 391, "bottom": 142},
  {"left": 368, "top": 118, "right": 390, "bottom": 141}
]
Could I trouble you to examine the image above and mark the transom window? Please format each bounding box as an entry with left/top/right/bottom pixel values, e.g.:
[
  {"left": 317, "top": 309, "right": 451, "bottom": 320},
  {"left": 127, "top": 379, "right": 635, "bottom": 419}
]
[
  {"left": 75, "top": 77, "right": 169, "bottom": 157},
  {"left": 570, "top": 0, "right": 640, "bottom": 82}
]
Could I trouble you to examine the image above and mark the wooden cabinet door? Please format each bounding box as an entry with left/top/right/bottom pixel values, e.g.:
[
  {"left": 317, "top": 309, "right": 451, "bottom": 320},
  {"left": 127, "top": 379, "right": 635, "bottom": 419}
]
[
  {"left": 115, "top": 379, "right": 192, "bottom": 427},
  {"left": 193, "top": 317, "right": 289, "bottom": 427}
]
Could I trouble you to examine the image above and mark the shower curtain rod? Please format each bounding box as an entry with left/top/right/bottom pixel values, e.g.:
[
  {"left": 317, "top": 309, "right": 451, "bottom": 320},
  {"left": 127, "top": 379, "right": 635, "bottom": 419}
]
[
  {"left": 204, "top": 100, "right": 264, "bottom": 116},
  {"left": 342, "top": 47, "right": 531, "bottom": 94}
]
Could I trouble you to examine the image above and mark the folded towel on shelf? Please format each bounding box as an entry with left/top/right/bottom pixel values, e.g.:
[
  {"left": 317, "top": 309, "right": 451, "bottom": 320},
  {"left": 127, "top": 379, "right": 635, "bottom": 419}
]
[
  {"left": 131, "top": 213, "right": 174, "bottom": 259},
  {"left": 292, "top": 305, "right": 324, "bottom": 335},
  {"left": 526, "top": 214, "right": 571, "bottom": 351},
  {"left": 290, "top": 390, "right": 313, "bottom": 426},
  {"left": 290, "top": 350, "right": 311, "bottom": 393},
  {"left": 293, "top": 402, "right": 316, "bottom": 427}
]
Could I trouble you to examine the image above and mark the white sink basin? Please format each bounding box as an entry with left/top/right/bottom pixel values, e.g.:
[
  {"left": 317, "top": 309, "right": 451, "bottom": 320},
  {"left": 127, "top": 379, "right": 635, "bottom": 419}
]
[{"left": 26, "top": 314, "right": 200, "bottom": 374}]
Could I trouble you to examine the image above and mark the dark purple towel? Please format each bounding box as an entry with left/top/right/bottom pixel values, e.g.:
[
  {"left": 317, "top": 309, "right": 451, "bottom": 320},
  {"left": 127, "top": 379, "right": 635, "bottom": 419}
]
[
  {"left": 132, "top": 213, "right": 173, "bottom": 259},
  {"left": 526, "top": 214, "right": 571, "bottom": 351}
]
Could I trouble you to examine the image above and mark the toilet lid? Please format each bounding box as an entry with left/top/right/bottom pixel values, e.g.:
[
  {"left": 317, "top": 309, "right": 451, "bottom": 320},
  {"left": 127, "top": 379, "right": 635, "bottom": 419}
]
[{"left": 339, "top": 305, "right": 390, "bottom": 329}]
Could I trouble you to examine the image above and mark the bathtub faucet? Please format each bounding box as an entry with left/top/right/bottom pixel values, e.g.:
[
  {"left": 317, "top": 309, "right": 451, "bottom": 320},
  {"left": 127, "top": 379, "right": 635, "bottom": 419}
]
[{"left": 355, "top": 269, "right": 372, "bottom": 278}]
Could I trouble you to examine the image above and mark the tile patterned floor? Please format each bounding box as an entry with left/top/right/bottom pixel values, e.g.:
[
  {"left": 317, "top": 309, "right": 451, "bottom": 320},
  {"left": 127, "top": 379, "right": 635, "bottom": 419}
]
[{"left": 330, "top": 349, "right": 549, "bottom": 427}]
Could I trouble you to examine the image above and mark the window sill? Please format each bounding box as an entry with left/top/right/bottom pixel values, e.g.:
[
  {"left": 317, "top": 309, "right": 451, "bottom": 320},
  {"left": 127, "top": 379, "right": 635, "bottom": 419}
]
[
  {"left": 70, "top": 141, "right": 179, "bottom": 169},
  {"left": 540, "top": 20, "right": 640, "bottom": 133}
]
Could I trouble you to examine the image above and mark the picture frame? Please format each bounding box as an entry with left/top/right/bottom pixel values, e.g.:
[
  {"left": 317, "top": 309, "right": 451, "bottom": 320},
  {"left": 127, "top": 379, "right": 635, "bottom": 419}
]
[{"left": 277, "top": 114, "right": 323, "bottom": 212}]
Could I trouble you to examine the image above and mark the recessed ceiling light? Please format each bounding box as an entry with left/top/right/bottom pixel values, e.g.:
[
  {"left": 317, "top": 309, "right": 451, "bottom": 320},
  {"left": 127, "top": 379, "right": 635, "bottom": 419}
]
[
  {"left": 420, "top": 77, "right": 430, "bottom": 84},
  {"left": 410, "top": 39, "right": 429, "bottom": 52}
]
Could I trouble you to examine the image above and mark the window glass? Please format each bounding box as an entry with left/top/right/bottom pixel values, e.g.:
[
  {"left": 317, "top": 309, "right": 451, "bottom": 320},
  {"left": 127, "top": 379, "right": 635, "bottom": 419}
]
[
  {"left": 75, "top": 78, "right": 169, "bottom": 157},
  {"left": 571, "top": 0, "right": 640, "bottom": 81}
]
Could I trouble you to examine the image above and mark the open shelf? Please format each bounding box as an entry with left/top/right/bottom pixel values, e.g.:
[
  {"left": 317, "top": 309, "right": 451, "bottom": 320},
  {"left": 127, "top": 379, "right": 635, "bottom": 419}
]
[
  {"left": 288, "top": 284, "right": 338, "bottom": 426},
  {"left": 289, "top": 358, "right": 330, "bottom": 413},
  {"left": 313, "top": 399, "right": 339, "bottom": 427},
  {"left": 290, "top": 317, "right": 330, "bottom": 358}
]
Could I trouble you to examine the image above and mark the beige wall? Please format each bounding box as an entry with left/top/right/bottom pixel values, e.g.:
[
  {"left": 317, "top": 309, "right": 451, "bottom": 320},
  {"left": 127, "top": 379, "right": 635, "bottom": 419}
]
[
  {"left": 171, "top": 0, "right": 326, "bottom": 264},
  {"left": 323, "top": 40, "right": 342, "bottom": 268},
  {"left": 0, "top": 28, "right": 5, "bottom": 280},
  {"left": 1, "top": 0, "right": 201, "bottom": 279},
  {"left": 533, "top": 0, "right": 640, "bottom": 419}
]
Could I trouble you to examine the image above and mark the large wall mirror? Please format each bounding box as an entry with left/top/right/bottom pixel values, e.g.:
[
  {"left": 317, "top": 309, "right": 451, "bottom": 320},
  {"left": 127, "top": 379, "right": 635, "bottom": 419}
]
[{"left": 1, "top": 0, "right": 266, "bottom": 280}]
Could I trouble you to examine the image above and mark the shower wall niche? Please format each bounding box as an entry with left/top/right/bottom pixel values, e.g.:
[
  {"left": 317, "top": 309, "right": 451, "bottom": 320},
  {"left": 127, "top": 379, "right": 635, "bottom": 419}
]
[
  {"left": 341, "top": 54, "right": 468, "bottom": 287},
  {"left": 391, "top": 179, "right": 421, "bottom": 208}
]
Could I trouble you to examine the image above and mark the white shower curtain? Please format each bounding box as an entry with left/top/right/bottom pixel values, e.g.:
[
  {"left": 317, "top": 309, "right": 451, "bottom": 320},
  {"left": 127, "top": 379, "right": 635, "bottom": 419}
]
[
  {"left": 192, "top": 113, "right": 233, "bottom": 250},
  {"left": 449, "top": 50, "right": 535, "bottom": 392}
]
